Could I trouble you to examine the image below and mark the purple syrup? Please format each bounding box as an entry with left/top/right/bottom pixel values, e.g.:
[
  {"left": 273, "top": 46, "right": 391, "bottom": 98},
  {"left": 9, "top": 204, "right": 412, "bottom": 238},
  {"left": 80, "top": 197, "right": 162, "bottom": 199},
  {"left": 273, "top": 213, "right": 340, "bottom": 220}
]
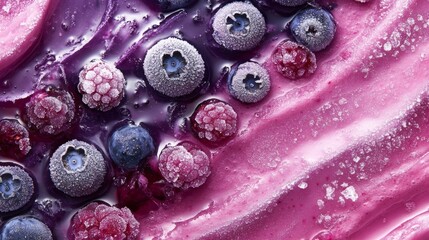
[{"left": 0, "top": 0, "right": 329, "bottom": 238}]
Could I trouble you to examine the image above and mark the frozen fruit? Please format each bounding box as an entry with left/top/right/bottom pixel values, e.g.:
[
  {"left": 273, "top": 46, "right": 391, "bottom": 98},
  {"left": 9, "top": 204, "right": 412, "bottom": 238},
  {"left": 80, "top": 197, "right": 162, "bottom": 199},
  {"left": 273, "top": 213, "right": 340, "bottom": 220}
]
[
  {"left": 159, "top": 142, "right": 211, "bottom": 189},
  {"left": 290, "top": 8, "right": 336, "bottom": 52},
  {"left": 49, "top": 140, "right": 107, "bottom": 197},
  {"left": 211, "top": 1, "right": 266, "bottom": 51},
  {"left": 190, "top": 99, "right": 238, "bottom": 144},
  {"left": 78, "top": 59, "right": 126, "bottom": 112},
  {"left": 108, "top": 124, "right": 155, "bottom": 170},
  {"left": 271, "top": 40, "right": 317, "bottom": 79},
  {"left": 228, "top": 61, "right": 271, "bottom": 103},
  {"left": 117, "top": 171, "right": 149, "bottom": 208},
  {"left": 143, "top": 38, "right": 205, "bottom": 98},
  {"left": 24, "top": 86, "right": 75, "bottom": 135},
  {"left": 69, "top": 202, "right": 139, "bottom": 240},
  {"left": 0, "top": 216, "right": 53, "bottom": 240},
  {"left": 0, "top": 119, "right": 31, "bottom": 158},
  {"left": 157, "top": 0, "right": 197, "bottom": 11},
  {"left": 273, "top": 0, "right": 309, "bottom": 6},
  {"left": 0, "top": 165, "right": 35, "bottom": 213}
]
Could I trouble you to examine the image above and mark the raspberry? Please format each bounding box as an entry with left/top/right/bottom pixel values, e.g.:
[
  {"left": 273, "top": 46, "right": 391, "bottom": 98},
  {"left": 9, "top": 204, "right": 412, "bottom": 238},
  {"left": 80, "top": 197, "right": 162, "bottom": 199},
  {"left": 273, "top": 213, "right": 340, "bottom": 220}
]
[
  {"left": 69, "top": 202, "right": 139, "bottom": 240},
  {"left": 0, "top": 119, "right": 31, "bottom": 158},
  {"left": 78, "top": 59, "right": 126, "bottom": 112},
  {"left": 271, "top": 40, "right": 317, "bottom": 80},
  {"left": 190, "top": 99, "right": 238, "bottom": 144},
  {"left": 24, "top": 86, "right": 75, "bottom": 135},
  {"left": 158, "top": 142, "right": 211, "bottom": 189}
]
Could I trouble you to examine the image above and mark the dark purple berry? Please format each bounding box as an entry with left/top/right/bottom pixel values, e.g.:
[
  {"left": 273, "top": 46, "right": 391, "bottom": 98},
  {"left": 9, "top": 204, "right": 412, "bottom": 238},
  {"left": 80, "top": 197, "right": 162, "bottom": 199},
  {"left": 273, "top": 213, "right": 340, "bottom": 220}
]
[
  {"left": 190, "top": 99, "right": 238, "bottom": 144},
  {"left": 273, "top": 0, "right": 309, "bottom": 7},
  {"left": 0, "top": 119, "right": 31, "bottom": 158},
  {"left": 159, "top": 142, "right": 211, "bottom": 189},
  {"left": 0, "top": 165, "right": 35, "bottom": 213},
  {"left": 24, "top": 86, "right": 75, "bottom": 135},
  {"left": 271, "top": 40, "right": 317, "bottom": 79},
  {"left": 78, "top": 59, "right": 126, "bottom": 112},
  {"left": 1, "top": 216, "right": 52, "bottom": 240},
  {"left": 49, "top": 140, "right": 107, "bottom": 197}
]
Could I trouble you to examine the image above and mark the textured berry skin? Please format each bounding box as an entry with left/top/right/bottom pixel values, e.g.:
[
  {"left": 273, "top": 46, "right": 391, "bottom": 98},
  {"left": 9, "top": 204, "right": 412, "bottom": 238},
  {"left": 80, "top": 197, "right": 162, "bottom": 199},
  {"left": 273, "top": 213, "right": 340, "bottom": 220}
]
[
  {"left": 211, "top": 1, "right": 266, "bottom": 51},
  {"left": 108, "top": 124, "right": 155, "bottom": 170},
  {"left": 228, "top": 61, "right": 271, "bottom": 103},
  {"left": 159, "top": 142, "right": 211, "bottom": 189},
  {"left": 190, "top": 99, "right": 238, "bottom": 144},
  {"left": 157, "top": 0, "right": 197, "bottom": 11},
  {"left": 0, "top": 165, "right": 35, "bottom": 213},
  {"left": 49, "top": 140, "right": 107, "bottom": 197},
  {"left": 0, "top": 119, "right": 31, "bottom": 158},
  {"left": 78, "top": 59, "right": 126, "bottom": 111},
  {"left": 24, "top": 86, "right": 75, "bottom": 135},
  {"left": 69, "top": 202, "right": 139, "bottom": 240},
  {"left": 290, "top": 8, "right": 336, "bottom": 52},
  {"left": 143, "top": 38, "right": 205, "bottom": 98},
  {"left": 273, "top": 0, "right": 309, "bottom": 6},
  {"left": 271, "top": 40, "right": 317, "bottom": 79},
  {"left": 0, "top": 216, "right": 53, "bottom": 240}
]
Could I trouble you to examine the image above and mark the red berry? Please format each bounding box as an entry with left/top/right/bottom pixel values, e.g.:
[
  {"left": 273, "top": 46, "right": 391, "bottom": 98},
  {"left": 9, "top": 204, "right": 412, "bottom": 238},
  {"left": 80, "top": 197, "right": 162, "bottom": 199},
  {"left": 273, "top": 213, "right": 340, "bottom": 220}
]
[
  {"left": 158, "top": 142, "right": 211, "bottom": 189},
  {"left": 190, "top": 99, "right": 238, "bottom": 144},
  {"left": 271, "top": 40, "right": 317, "bottom": 80},
  {"left": 24, "top": 86, "right": 75, "bottom": 135},
  {"left": 78, "top": 59, "right": 126, "bottom": 112},
  {"left": 0, "top": 119, "right": 31, "bottom": 158},
  {"left": 69, "top": 202, "right": 139, "bottom": 240}
]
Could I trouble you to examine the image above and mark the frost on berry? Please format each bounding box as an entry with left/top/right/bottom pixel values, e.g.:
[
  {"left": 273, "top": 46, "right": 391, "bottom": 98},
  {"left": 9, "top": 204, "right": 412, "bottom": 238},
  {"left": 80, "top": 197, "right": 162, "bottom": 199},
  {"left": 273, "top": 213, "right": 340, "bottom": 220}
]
[
  {"left": 0, "top": 119, "right": 31, "bottom": 158},
  {"left": 191, "top": 99, "right": 238, "bottom": 144},
  {"left": 24, "top": 86, "right": 75, "bottom": 135},
  {"left": 159, "top": 142, "right": 211, "bottom": 189},
  {"left": 78, "top": 59, "right": 126, "bottom": 111},
  {"left": 271, "top": 40, "right": 317, "bottom": 80},
  {"left": 69, "top": 202, "right": 140, "bottom": 240}
]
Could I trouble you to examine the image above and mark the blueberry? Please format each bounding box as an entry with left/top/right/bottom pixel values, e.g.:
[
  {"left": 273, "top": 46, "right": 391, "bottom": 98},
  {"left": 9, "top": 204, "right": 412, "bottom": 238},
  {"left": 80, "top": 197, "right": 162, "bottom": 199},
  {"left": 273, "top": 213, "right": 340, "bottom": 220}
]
[
  {"left": 49, "top": 140, "right": 107, "bottom": 197},
  {"left": 108, "top": 124, "right": 155, "bottom": 170},
  {"left": 211, "top": 1, "right": 266, "bottom": 51},
  {"left": 0, "top": 216, "right": 52, "bottom": 240},
  {"left": 0, "top": 165, "right": 35, "bottom": 213},
  {"left": 228, "top": 62, "right": 271, "bottom": 103},
  {"left": 273, "top": 0, "right": 309, "bottom": 6},
  {"left": 157, "top": 0, "right": 197, "bottom": 11},
  {"left": 290, "top": 8, "right": 336, "bottom": 52},
  {"left": 143, "top": 38, "right": 205, "bottom": 98}
]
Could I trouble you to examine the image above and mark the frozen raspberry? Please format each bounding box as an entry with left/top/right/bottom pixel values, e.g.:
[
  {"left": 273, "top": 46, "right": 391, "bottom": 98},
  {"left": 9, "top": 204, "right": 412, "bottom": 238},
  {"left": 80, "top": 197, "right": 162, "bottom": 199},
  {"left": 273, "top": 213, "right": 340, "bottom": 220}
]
[
  {"left": 78, "top": 59, "right": 126, "bottom": 111},
  {"left": 0, "top": 119, "right": 31, "bottom": 158},
  {"left": 271, "top": 40, "right": 317, "bottom": 80},
  {"left": 24, "top": 86, "right": 75, "bottom": 135},
  {"left": 159, "top": 142, "right": 211, "bottom": 189},
  {"left": 191, "top": 99, "right": 238, "bottom": 144},
  {"left": 69, "top": 202, "right": 139, "bottom": 240}
]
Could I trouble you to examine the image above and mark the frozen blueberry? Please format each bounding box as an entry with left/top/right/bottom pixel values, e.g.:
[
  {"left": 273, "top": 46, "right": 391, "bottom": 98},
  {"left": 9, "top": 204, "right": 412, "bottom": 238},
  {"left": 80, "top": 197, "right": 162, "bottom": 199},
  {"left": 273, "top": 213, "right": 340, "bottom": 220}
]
[
  {"left": 0, "top": 119, "right": 31, "bottom": 158},
  {"left": 0, "top": 165, "right": 35, "bottom": 213},
  {"left": 228, "top": 62, "right": 271, "bottom": 103},
  {"left": 211, "top": 1, "right": 266, "bottom": 51},
  {"left": 49, "top": 140, "right": 107, "bottom": 197},
  {"left": 0, "top": 216, "right": 53, "bottom": 240},
  {"left": 108, "top": 124, "right": 155, "bottom": 170},
  {"left": 273, "top": 0, "right": 309, "bottom": 6},
  {"left": 290, "top": 8, "right": 336, "bottom": 52},
  {"left": 143, "top": 38, "right": 205, "bottom": 98},
  {"left": 157, "top": 0, "right": 197, "bottom": 11},
  {"left": 24, "top": 86, "right": 75, "bottom": 135}
]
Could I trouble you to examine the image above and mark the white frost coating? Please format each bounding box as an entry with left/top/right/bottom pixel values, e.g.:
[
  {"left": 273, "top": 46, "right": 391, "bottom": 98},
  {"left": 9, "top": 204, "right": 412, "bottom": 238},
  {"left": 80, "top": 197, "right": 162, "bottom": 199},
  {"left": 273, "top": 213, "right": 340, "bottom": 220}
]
[
  {"left": 298, "top": 182, "right": 308, "bottom": 189},
  {"left": 325, "top": 185, "right": 335, "bottom": 200},
  {"left": 341, "top": 186, "right": 358, "bottom": 202}
]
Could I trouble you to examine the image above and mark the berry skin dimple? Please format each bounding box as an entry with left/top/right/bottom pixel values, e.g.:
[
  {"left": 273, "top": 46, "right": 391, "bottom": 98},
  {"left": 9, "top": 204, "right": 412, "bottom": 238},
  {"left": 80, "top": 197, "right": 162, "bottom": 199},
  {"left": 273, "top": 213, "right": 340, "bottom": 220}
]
[
  {"left": 78, "top": 59, "right": 126, "bottom": 112},
  {"left": 69, "top": 202, "right": 139, "bottom": 240},
  {"left": 0, "top": 119, "right": 31, "bottom": 158},
  {"left": 159, "top": 142, "right": 211, "bottom": 189},
  {"left": 191, "top": 99, "right": 238, "bottom": 144},
  {"left": 290, "top": 8, "right": 336, "bottom": 52},
  {"left": 271, "top": 40, "right": 317, "bottom": 80},
  {"left": 0, "top": 216, "right": 53, "bottom": 240},
  {"left": 108, "top": 124, "right": 155, "bottom": 170}
]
